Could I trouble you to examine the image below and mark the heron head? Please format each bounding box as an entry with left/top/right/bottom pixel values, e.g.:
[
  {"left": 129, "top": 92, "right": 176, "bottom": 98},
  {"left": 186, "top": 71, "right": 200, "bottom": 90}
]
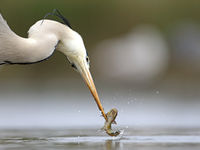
[
  {"left": 57, "top": 29, "right": 90, "bottom": 75},
  {"left": 56, "top": 29, "right": 107, "bottom": 120}
]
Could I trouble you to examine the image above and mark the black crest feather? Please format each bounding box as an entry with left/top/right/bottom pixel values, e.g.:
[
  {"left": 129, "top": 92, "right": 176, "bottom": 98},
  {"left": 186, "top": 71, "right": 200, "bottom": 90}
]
[{"left": 42, "top": 9, "right": 72, "bottom": 29}]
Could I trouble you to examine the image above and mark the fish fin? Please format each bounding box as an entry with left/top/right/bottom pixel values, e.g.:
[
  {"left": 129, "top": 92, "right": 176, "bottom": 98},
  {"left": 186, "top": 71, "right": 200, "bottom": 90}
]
[{"left": 112, "top": 120, "right": 117, "bottom": 124}]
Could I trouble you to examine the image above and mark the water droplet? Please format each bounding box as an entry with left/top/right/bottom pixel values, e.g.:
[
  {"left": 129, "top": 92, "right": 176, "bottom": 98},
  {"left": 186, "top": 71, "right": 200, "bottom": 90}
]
[
  {"left": 78, "top": 110, "right": 81, "bottom": 113},
  {"left": 156, "top": 91, "right": 159, "bottom": 94}
]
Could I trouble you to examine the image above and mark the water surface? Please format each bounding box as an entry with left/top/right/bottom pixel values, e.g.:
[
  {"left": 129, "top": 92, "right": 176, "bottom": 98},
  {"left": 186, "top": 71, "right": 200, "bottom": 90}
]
[{"left": 0, "top": 127, "right": 200, "bottom": 150}]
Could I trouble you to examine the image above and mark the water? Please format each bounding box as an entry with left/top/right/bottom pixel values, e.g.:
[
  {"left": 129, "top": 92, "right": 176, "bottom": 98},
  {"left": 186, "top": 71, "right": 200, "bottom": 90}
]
[{"left": 0, "top": 127, "right": 200, "bottom": 150}]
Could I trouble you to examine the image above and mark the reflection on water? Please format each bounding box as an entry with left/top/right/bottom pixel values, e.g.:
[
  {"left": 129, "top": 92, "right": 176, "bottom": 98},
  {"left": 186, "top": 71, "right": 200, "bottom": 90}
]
[{"left": 0, "top": 128, "right": 200, "bottom": 150}]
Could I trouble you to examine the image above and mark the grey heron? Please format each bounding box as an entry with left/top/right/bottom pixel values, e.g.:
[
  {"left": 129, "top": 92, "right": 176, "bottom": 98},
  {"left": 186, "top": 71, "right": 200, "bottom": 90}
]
[{"left": 0, "top": 10, "right": 107, "bottom": 121}]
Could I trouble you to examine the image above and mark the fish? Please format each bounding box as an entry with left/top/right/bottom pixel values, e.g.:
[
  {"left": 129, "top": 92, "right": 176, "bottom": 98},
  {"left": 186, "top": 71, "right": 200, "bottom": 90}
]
[{"left": 103, "top": 108, "right": 120, "bottom": 136}]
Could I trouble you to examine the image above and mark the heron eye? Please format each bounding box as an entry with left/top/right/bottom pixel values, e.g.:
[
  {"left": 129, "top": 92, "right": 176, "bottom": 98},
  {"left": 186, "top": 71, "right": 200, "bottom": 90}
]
[
  {"left": 71, "top": 63, "right": 77, "bottom": 69},
  {"left": 86, "top": 56, "right": 90, "bottom": 64}
]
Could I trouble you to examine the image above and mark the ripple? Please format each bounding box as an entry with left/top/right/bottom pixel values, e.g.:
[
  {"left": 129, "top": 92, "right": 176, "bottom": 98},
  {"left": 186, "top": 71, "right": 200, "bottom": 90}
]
[{"left": 46, "top": 135, "right": 200, "bottom": 144}]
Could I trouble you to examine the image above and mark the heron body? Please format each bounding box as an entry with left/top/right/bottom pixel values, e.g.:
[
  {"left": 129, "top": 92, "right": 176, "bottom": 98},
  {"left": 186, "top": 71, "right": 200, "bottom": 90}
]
[
  {"left": 0, "top": 12, "right": 107, "bottom": 120},
  {"left": 0, "top": 15, "right": 85, "bottom": 64}
]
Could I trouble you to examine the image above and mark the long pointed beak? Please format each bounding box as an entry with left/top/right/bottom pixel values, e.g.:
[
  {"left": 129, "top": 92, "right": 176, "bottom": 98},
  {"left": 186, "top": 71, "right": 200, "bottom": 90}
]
[{"left": 78, "top": 61, "right": 107, "bottom": 121}]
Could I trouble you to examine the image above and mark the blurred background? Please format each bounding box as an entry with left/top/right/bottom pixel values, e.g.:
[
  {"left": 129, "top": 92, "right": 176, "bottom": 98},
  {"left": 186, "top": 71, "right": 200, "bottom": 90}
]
[{"left": 0, "top": 0, "right": 200, "bottom": 128}]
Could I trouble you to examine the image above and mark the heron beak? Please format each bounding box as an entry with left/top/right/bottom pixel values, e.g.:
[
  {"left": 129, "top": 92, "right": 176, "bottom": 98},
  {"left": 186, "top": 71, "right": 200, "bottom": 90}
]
[{"left": 77, "top": 60, "right": 107, "bottom": 121}]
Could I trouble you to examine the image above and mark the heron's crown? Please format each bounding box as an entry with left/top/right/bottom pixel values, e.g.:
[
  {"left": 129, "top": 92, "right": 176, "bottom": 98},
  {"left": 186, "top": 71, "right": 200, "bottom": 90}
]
[{"left": 43, "top": 9, "right": 72, "bottom": 29}]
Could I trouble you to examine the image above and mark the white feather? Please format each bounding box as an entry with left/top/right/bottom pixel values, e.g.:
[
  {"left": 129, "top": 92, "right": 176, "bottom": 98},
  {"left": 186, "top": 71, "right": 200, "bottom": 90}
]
[
  {"left": 0, "top": 14, "right": 60, "bottom": 64},
  {"left": 0, "top": 13, "right": 88, "bottom": 69}
]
